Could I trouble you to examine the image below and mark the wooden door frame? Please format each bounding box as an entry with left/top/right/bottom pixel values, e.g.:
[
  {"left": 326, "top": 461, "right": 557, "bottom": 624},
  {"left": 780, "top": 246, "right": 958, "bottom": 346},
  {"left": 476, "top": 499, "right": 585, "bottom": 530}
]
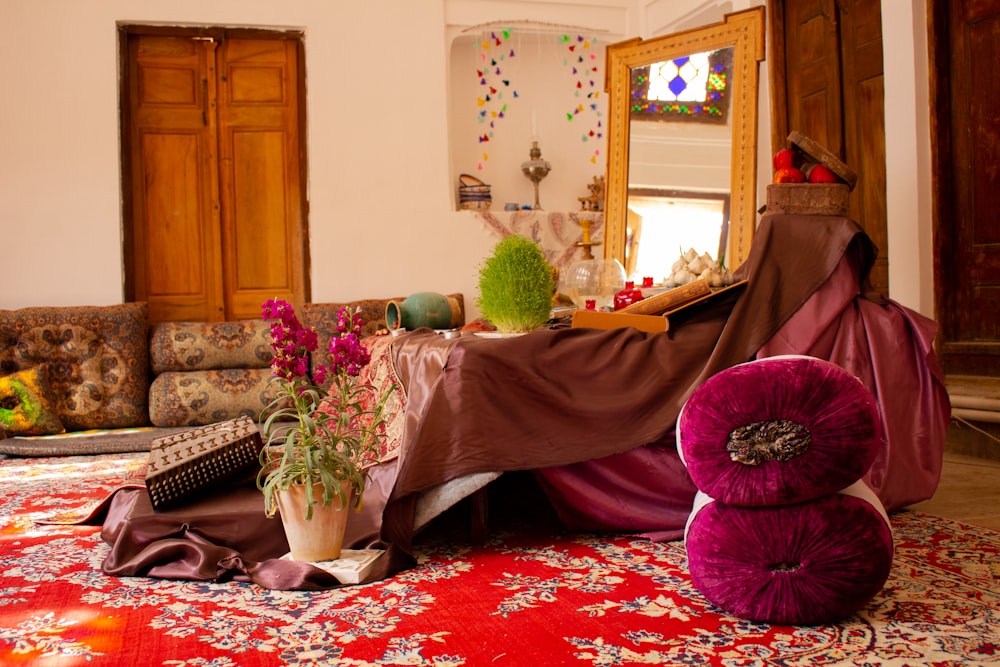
[
  {"left": 118, "top": 23, "right": 311, "bottom": 310},
  {"left": 766, "top": 0, "right": 791, "bottom": 159},
  {"left": 926, "top": 0, "right": 956, "bottom": 361}
]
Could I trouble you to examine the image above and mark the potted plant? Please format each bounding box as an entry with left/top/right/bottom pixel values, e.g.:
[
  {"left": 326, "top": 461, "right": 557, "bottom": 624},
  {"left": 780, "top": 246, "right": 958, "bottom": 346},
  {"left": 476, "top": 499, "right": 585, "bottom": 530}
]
[
  {"left": 257, "top": 298, "right": 392, "bottom": 562},
  {"left": 477, "top": 234, "right": 555, "bottom": 333}
]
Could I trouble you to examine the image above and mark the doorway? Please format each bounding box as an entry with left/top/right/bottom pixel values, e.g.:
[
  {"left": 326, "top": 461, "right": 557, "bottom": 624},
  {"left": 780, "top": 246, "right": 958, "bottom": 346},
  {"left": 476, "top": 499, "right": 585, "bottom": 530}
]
[{"left": 120, "top": 26, "right": 310, "bottom": 323}]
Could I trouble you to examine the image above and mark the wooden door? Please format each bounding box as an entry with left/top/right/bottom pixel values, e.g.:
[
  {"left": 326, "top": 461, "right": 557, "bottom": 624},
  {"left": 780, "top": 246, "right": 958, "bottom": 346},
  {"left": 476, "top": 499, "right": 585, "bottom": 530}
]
[
  {"left": 122, "top": 28, "right": 309, "bottom": 323},
  {"left": 931, "top": 1, "right": 1000, "bottom": 375},
  {"left": 770, "top": 0, "right": 888, "bottom": 295}
]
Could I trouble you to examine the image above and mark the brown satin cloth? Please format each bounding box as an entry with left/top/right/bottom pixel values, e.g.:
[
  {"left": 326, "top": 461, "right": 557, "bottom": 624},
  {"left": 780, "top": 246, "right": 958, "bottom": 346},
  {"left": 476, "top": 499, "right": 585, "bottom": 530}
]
[
  {"left": 94, "top": 214, "right": 948, "bottom": 589},
  {"left": 92, "top": 467, "right": 407, "bottom": 590},
  {"left": 380, "top": 214, "right": 898, "bottom": 554}
]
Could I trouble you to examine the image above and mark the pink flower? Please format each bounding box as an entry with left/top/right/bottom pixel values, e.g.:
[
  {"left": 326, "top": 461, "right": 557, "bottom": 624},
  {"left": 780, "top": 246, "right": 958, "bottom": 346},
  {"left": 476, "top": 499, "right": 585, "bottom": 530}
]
[
  {"left": 261, "top": 300, "right": 372, "bottom": 382},
  {"left": 262, "top": 298, "right": 318, "bottom": 381}
]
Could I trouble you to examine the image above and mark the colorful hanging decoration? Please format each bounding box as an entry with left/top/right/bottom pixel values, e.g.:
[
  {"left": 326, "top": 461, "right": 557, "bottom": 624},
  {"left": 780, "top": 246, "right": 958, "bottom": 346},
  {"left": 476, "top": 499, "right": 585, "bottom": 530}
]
[
  {"left": 561, "top": 34, "right": 604, "bottom": 165},
  {"left": 475, "top": 28, "right": 517, "bottom": 170}
]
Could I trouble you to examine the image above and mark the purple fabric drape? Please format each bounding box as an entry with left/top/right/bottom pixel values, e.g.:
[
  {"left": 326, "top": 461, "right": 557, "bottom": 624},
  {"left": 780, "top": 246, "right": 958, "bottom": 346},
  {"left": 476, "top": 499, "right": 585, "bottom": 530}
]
[
  {"left": 536, "top": 215, "right": 947, "bottom": 534},
  {"left": 755, "top": 251, "right": 949, "bottom": 511}
]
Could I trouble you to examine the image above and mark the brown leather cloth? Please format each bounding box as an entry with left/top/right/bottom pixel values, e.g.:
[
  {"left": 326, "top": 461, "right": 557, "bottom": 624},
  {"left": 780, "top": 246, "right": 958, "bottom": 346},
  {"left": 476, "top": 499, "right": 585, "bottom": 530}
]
[{"left": 92, "top": 214, "right": 948, "bottom": 589}]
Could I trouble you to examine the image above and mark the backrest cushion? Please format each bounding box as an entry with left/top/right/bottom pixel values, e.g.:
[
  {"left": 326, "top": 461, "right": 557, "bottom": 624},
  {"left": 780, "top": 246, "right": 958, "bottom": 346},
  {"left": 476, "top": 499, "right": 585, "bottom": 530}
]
[
  {"left": 0, "top": 367, "right": 66, "bottom": 436},
  {"left": 0, "top": 303, "right": 150, "bottom": 431},
  {"left": 149, "top": 319, "right": 272, "bottom": 373},
  {"left": 148, "top": 368, "right": 280, "bottom": 427}
]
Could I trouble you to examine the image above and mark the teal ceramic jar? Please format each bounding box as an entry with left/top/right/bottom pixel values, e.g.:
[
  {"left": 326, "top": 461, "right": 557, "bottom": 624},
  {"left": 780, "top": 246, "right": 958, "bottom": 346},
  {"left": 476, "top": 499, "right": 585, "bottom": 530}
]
[{"left": 385, "top": 292, "right": 463, "bottom": 331}]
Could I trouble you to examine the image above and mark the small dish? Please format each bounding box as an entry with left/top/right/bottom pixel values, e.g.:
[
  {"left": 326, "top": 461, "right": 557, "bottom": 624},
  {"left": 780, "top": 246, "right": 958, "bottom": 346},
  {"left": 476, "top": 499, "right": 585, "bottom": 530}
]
[{"left": 472, "top": 331, "right": 525, "bottom": 339}]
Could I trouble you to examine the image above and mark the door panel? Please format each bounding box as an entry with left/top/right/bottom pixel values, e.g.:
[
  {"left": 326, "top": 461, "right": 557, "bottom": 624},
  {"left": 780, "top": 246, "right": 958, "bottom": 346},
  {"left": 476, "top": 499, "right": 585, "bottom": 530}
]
[
  {"left": 217, "top": 39, "right": 305, "bottom": 321},
  {"left": 143, "top": 133, "right": 209, "bottom": 297},
  {"left": 127, "top": 36, "right": 224, "bottom": 323},
  {"left": 783, "top": 0, "right": 844, "bottom": 157},
  {"left": 774, "top": 0, "right": 888, "bottom": 296},
  {"left": 934, "top": 0, "right": 1000, "bottom": 373},
  {"left": 839, "top": 0, "right": 887, "bottom": 292},
  {"left": 123, "top": 29, "right": 308, "bottom": 323}
]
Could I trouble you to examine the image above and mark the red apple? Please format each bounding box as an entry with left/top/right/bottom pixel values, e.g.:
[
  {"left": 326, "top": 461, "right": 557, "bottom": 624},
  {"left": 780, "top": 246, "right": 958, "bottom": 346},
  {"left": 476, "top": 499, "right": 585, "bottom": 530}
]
[
  {"left": 773, "top": 148, "right": 801, "bottom": 171},
  {"left": 808, "top": 164, "right": 840, "bottom": 184},
  {"left": 774, "top": 167, "right": 806, "bottom": 183}
]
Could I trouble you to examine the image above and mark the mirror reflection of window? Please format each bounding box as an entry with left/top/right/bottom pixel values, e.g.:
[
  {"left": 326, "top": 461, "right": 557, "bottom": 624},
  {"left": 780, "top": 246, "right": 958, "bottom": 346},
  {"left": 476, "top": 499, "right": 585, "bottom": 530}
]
[
  {"left": 626, "top": 195, "right": 728, "bottom": 282},
  {"left": 630, "top": 48, "right": 733, "bottom": 123},
  {"left": 648, "top": 53, "right": 711, "bottom": 102}
]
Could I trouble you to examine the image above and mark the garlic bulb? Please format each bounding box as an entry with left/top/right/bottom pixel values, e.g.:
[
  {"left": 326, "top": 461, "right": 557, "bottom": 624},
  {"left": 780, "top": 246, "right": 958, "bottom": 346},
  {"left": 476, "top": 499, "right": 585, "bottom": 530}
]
[{"left": 662, "top": 248, "right": 732, "bottom": 288}]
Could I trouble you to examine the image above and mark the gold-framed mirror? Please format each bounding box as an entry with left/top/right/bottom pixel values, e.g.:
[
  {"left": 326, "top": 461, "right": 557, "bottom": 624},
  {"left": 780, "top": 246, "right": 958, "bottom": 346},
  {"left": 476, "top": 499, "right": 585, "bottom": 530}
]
[{"left": 603, "top": 7, "right": 765, "bottom": 275}]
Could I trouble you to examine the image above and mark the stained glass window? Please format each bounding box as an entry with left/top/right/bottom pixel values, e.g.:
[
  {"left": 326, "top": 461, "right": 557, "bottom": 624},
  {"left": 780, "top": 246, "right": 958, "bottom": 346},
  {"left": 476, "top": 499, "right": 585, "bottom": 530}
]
[{"left": 630, "top": 47, "right": 732, "bottom": 123}]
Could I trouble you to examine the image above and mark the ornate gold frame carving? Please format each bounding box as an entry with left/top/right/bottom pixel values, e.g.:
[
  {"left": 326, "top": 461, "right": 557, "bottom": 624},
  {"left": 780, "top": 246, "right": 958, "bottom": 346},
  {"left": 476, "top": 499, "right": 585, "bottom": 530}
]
[{"left": 603, "top": 7, "right": 765, "bottom": 269}]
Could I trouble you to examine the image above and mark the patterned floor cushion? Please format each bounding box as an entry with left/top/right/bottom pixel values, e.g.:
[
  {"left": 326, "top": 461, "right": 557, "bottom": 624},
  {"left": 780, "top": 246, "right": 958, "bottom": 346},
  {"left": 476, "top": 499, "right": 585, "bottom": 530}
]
[
  {"left": 0, "top": 303, "right": 149, "bottom": 431},
  {"left": 150, "top": 320, "right": 272, "bottom": 374},
  {"left": 148, "top": 368, "right": 280, "bottom": 427},
  {"left": 0, "top": 367, "right": 65, "bottom": 436}
]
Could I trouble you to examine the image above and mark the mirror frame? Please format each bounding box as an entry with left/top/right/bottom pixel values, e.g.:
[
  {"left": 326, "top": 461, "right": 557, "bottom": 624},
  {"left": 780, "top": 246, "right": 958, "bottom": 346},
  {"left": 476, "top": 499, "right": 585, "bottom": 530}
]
[{"left": 603, "top": 7, "right": 765, "bottom": 271}]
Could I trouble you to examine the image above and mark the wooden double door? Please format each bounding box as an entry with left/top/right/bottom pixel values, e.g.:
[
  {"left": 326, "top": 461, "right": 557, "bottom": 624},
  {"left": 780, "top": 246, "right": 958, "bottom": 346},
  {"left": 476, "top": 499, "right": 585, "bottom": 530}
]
[
  {"left": 121, "top": 27, "right": 309, "bottom": 323},
  {"left": 774, "top": 1, "right": 1000, "bottom": 376}
]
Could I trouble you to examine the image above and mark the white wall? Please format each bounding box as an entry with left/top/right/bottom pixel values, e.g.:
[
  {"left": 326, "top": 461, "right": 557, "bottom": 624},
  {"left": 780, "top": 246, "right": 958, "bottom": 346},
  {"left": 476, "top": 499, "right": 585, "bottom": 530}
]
[
  {"left": 0, "top": 0, "right": 934, "bottom": 319},
  {"left": 882, "top": 0, "right": 933, "bottom": 315}
]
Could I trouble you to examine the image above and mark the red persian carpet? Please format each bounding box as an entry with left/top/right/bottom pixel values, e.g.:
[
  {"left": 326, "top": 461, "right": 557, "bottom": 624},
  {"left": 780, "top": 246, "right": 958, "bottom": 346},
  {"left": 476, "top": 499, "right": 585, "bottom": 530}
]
[{"left": 1, "top": 453, "right": 998, "bottom": 666}]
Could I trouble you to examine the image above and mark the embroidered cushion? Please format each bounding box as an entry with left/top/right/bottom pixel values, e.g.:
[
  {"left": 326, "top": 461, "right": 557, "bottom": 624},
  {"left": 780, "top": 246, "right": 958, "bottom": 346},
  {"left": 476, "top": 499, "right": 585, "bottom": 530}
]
[
  {"left": 148, "top": 368, "right": 281, "bottom": 427},
  {"left": 0, "top": 303, "right": 149, "bottom": 431},
  {"left": 149, "top": 320, "right": 273, "bottom": 374},
  {"left": 0, "top": 367, "right": 65, "bottom": 436}
]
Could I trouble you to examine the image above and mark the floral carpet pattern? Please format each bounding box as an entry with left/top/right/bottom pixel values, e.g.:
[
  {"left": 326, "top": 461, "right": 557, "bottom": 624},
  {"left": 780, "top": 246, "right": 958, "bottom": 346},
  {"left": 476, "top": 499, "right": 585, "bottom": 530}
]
[{"left": 1, "top": 453, "right": 998, "bottom": 666}]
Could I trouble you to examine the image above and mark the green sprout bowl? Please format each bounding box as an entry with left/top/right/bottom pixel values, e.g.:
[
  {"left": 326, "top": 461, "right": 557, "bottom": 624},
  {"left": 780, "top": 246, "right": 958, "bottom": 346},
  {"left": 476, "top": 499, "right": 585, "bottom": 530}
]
[{"left": 476, "top": 235, "right": 555, "bottom": 333}]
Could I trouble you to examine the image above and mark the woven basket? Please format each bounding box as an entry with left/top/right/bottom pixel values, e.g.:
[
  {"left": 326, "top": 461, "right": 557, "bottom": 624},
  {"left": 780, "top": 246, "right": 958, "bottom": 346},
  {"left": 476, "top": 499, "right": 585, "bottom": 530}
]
[
  {"left": 766, "top": 183, "right": 850, "bottom": 216},
  {"left": 458, "top": 174, "right": 491, "bottom": 211}
]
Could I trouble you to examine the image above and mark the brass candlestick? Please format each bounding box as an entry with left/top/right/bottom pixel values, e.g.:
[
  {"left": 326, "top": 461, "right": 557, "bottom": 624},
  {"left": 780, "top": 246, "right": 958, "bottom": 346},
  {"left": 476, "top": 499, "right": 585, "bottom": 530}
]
[
  {"left": 521, "top": 141, "right": 551, "bottom": 210},
  {"left": 574, "top": 212, "right": 602, "bottom": 260}
]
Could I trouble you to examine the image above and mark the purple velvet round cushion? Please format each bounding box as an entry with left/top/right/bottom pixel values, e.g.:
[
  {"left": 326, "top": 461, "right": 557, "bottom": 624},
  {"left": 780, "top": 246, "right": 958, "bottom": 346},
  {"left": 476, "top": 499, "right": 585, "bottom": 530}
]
[
  {"left": 684, "top": 483, "right": 893, "bottom": 625},
  {"left": 677, "top": 355, "right": 881, "bottom": 506}
]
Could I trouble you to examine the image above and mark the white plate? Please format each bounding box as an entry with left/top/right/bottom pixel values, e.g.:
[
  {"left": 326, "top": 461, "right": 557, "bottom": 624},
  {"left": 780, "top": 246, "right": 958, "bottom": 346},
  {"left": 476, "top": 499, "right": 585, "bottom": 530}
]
[{"left": 473, "top": 331, "right": 526, "bottom": 339}]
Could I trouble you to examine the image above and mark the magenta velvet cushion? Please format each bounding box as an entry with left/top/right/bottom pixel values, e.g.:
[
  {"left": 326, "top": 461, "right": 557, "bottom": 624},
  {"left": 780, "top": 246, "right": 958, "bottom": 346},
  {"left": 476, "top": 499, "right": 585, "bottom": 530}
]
[
  {"left": 684, "top": 482, "right": 894, "bottom": 625},
  {"left": 677, "top": 355, "right": 881, "bottom": 506}
]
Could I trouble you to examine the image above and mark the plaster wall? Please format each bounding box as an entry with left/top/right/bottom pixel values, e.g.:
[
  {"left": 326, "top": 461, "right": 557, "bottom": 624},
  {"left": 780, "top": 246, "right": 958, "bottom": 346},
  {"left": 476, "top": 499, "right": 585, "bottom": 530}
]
[{"left": 0, "top": 0, "right": 934, "bottom": 319}]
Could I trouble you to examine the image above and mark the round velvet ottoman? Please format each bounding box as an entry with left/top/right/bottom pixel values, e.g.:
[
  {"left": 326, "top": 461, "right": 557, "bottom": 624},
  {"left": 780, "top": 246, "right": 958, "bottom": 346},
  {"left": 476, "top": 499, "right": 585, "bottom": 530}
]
[
  {"left": 684, "top": 481, "right": 894, "bottom": 625},
  {"left": 677, "top": 355, "right": 882, "bottom": 507}
]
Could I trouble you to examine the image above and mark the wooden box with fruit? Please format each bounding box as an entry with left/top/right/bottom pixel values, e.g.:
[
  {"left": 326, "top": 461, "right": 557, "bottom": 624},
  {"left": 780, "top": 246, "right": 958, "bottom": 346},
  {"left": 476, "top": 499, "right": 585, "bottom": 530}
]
[{"left": 766, "top": 131, "right": 858, "bottom": 216}]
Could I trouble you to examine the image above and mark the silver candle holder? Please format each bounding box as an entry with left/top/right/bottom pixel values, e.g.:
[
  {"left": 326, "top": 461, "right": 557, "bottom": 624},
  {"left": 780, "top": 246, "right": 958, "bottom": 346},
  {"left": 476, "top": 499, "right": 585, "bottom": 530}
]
[{"left": 521, "top": 141, "right": 551, "bottom": 210}]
